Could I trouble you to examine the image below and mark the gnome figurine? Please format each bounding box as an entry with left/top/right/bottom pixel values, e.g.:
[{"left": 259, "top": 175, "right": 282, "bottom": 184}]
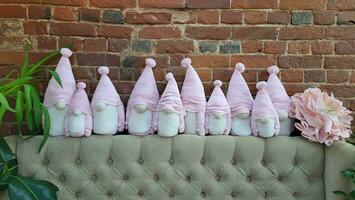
[
  {"left": 43, "top": 48, "right": 76, "bottom": 136},
  {"left": 251, "top": 81, "right": 280, "bottom": 138},
  {"left": 65, "top": 82, "right": 92, "bottom": 137},
  {"left": 206, "top": 80, "right": 231, "bottom": 135},
  {"left": 266, "top": 66, "right": 294, "bottom": 136},
  {"left": 91, "top": 66, "right": 125, "bottom": 135},
  {"left": 126, "top": 58, "right": 159, "bottom": 136},
  {"left": 226, "top": 63, "right": 254, "bottom": 136},
  {"left": 156, "top": 73, "right": 185, "bottom": 137},
  {"left": 180, "top": 58, "right": 207, "bottom": 136}
]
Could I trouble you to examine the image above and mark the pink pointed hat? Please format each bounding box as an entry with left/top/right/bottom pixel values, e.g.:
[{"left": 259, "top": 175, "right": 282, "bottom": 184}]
[
  {"left": 266, "top": 66, "right": 292, "bottom": 113},
  {"left": 180, "top": 58, "right": 206, "bottom": 112},
  {"left": 43, "top": 48, "right": 76, "bottom": 106},
  {"left": 91, "top": 66, "right": 123, "bottom": 107},
  {"left": 157, "top": 73, "right": 184, "bottom": 114},
  {"left": 127, "top": 58, "right": 159, "bottom": 111},
  {"left": 226, "top": 63, "right": 254, "bottom": 116},
  {"left": 206, "top": 80, "right": 231, "bottom": 116},
  {"left": 69, "top": 82, "right": 92, "bottom": 115}
]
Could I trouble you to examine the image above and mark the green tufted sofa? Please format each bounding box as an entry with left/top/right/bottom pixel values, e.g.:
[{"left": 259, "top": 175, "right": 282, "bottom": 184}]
[{"left": 1, "top": 135, "right": 354, "bottom": 200}]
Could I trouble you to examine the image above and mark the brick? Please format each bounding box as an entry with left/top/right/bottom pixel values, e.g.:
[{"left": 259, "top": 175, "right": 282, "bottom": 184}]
[
  {"left": 51, "top": 22, "right": 95, "bottom": 37},
  {"left": 0, "top": 52, "right": 24, "bottom": 64},
  {"left": 311, "top": 41, "right": 333, "bottom": 55},
  {"left": 126, "top": 12, "right": 171, "bottom": 24},
  {"left": 84, "top": 38, "right": 106, "bottom": 52},
  {"left": 280, "top": 0, "right": 326, "bottom": 9},
  {"left": 324, "top": 56, "right": 355, "bottom": 69},
  {"left": 336, "top": 41, "right": 355, "bottom": 55},
  {"left": 79, "top": 8, "right": 100, "bottom": 22},
  {"left": 0, "top": 37, "right": 23, "bottom": 50},
  {"left": 213, "top": 69, "right": 233, "bottom": 82},
  {"left": 327, "top": 70, "right": 349, "bottom": 83},
  {"left": 106, "top": 54, "right": 120, "bottom": 66},
  {"left": 53, "top": 7, "right": 77, "bottom": 21},
  {"left": 42, "top": 0, "right": 84, "bottom": 6},
  {"left": 77, "top": 53, "right": 117, "bottom": 66},
  {"left": 199, "top": 41, "right": 218, "bottom": 53},
  {"left": 122, "top": 56, "right": 137, "bottom": 68},
  {"left": 28, "top": 5, "right": 51, "bottom": 20},
  {"left": 197, "top": 10, "right": 219, "bottom": 24},
  {"left": 326, "top": 27, "right": 355, "bottom": 40},
  {"left": 241, "top": 41, "right": 263, "bottom": 53},
  {"left": 233, "top": 27, "right": 277, "bottom": 40},
  {"left": 305, "top": 70, "right": 325, "bottom": 82},
  {"left": 0, "top": 5, "right": 26, "bottom": 18},
  {"left": 232, "top": 55, "right": 275, "bottom": 68},
  {"left": 284, "top": 84, "right": 310, "bottom": 95},
  {"left": 279, "top": 27, "right": 323, "bottom": 40},
  {"left": 103, "top": 10, "right": 124, "bottom": 24},
  {"left": 156, "top": 40, "right": 194, "bottom": 53},
  {"left": 72, "top": 67, "right": 95, "bottom": 80},
  {"left": 244, "top": 11, "right": 267, "bottom": 24},
  {"left": 132, "top": 40, "right": 153, "bottom": 53},
  {"left": 186, "top": 26, "right": 231, "bottom": 40},
  {"left": 231, "top": 0, "right": 277, "bottom": 8},
  {"left": 139, "top": 27, "right": 181, "bottom": 39},
  {"left": 291, "top": 12, "right": 313, "bottom": 25},
  {"left": 351, "top": 72, "right": 355, "bottom": 83},
  {"left": 0, "top": 20, "right": 23, "bottom": 37},
  {"left": 278, "top": 56, "right": 323, "bottom": 69},
  {"left": 173, "top": 11, "right": 196, "bottom": 24},
  {"left": 186, "top": 0, "right": 230, "bottom": 9},
  {"left": 91, "top": 0, "right": 136, "bottom": 8},
  {"left": 108, "top": 39, "right": 129, "bottom": 52},
  {"left": 221, "top": 10, "right": 242, "bottom": 24},
  {"left": 37, "top": 36, "right": 57, "bottom": 50},
  {"left": 337, "top": 11, "right": 355, "bottom": 25},
  {"left": 24, "top": 21, "right": 48, "bottom": 35},
  {"left": 328, "top": 0, "right": 355, "bottom": 10},
  {"left": 258, "top": 70, "right": 269, "bottom": 81},
  {"left": 267, "top": 11, "right": 290, "bottom": 24},
  {"left": 98, "top": 25, "right": 133, "bottom": 39},
  {"left": 288, "top": 41, "right": 311, "bottom": 54},
  {"left": 58, "top": 37, "right": 83, "bottom": 51},
  {"left": 139, "top": 0, "right": 185, "bottom": 8},
  {"left": 190, "top": 55, "right": 230, "bottom": 68},
  {"left": 263, "top": 41, "right": 286, "bottom": 54},
  {"left": 319, "top": 85, "right": 355, "bottom": 98},
  {"left": 281, "top": 70, "right": 303, "bottom": 83},
  {"left": 313, "top": 11, "right": 336, "bottom": 25},
  {"left": 220, "top": 41, "right": 241, "bottom": 54}
]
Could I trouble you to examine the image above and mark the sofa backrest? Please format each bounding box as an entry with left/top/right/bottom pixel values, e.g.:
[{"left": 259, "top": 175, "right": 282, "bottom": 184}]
[{"left": 16, "top": 135, "right": 324, "bottom": 200}]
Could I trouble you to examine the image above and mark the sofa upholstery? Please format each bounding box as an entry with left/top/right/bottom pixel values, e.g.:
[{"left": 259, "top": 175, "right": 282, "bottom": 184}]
[{"left": 1, "top": 135, "right": 354, "bottom": 200}]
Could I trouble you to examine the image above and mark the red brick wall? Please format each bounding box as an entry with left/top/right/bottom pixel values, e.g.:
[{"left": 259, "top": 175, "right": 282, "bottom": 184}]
[{"left": 0, "top": 0, "right": 355, "bottom": 134}]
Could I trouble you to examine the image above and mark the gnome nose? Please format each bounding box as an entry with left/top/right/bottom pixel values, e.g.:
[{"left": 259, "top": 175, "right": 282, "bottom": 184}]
[
  {"left": 135, "top": 104, "right": 147, "bottom": 113},
  {"left": 94, "top": 102, "right": 106, "bottom": 112},
  {"left": 260, "top": 116, "right": 270, "bottom": 124},
  {"left": 237, "top": 111, "right": 250, "bottom": 119},
  {"left": 73, "top": 109, "right": 81, "bottom": 116},
  {"left": 56, "top": 100, "right": 66, "bottom": 110},
  {"left": 278, "top": 111, "right": 288, "bottom": 121},
  {"left": 163, "top": 105, "right": 174, "bottom": 115},
  {"left": 213, "top": 112, "right": 224, "bottom": 119}
]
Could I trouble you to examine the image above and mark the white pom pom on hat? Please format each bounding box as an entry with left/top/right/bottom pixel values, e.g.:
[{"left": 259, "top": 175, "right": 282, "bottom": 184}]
[
  {"left": 166, "top": 72, "right": 174, "bottom": 81},
  {"left": 181, "top": 58, "right": 192, "bottom": 68},
  {"left": 145, "top": 58, "right": 156, "bottom": 68},
  {"left": 256, "top": 81, "right": 267, "bottom": 90},
  {"left": 60, "top": 48, "right": 72, "bottom": 58},
  {"left": 235, "top": 63, "right": 245, "bottom": 73},
  {"left": 214, "top": 80, "right": 222, "bottom": 87},
  {"left": 77, "top": 82, "right": 86, "bottom": 89},
  {"left": 268, "top": 65, "right": 280, "bottom": 74},
  {"left": 98, "top": 66, "right": 109, "bottom": 75}
]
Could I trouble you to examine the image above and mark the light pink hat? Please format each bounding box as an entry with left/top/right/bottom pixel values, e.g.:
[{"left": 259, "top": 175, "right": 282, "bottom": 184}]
[
  {"left": 157, "top": 73, "right": 184, "bottom": 115},
  {"left": 206, "top": 80, "right": 231, "bottom": 116},
  {"left": 43, "top": 48, "right": 76, "bottom": 107},
  {"left": 127, "top": 58, "right": 159, "bottom": 111},
  {"left": 251, "top": 81, "right": 280, "bottom": 135},
  {"left": 266, "top": 66, "right": 292, "bottom": 113},
  {"left": 226, "top": 63, "right": 254, "bottom": 116},
  {"left": 91, "top": 66, "right": 123, "bottom": 107}
]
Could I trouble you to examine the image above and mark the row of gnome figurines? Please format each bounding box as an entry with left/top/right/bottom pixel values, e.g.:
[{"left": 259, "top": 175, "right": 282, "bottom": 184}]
[{"left": 43, "top": 48, "right": 294, "bottom": 138}]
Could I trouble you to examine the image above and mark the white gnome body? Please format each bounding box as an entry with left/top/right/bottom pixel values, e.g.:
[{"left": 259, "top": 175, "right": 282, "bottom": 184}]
[
  {"left": 126, "top": 58, "right": 159, "bottom": 136},
  {"left": 266, "top": 66, "right": 294, "bottom": 136},
  {"left": 43, "top": 48, "right": 76, "bottom": 136},
  {"left": 206, "top": 80, "right": 231, "bottom": 135},
  {"left": 157, "top": 73, "right": 185, "bottom": 137},
  {"left": 65, "top": 82, "right": 92, "bottom": 137},
  {"left": 92, "top": 66, "right": 125, "bottom": 135},
  {"left": 231, "top": 112, "right": 252, "bottom": 136}
]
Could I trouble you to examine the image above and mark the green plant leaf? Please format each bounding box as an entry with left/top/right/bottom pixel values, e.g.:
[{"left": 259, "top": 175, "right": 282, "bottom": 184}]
[
  {"left": 8, "top": 175, "right": 58, "bottom": 200},
  {"left": 15, "top": 90, "right": 24, "bottom": 134},
  {"left": 26, "top": 50, "right": 60, "bottom": 76},
  {"left": 20, "top": 49, "right": 30, "bottom": 77},
  {"left": 350, "top": 191, "right": 355, "bottom": 199},
  {"left": 0, "top": 77, "right": 32, "bottom": 94},
  {"left": 333, "top": 191, "right": 349, "bottom": 197},
  {"left": 0, "top": 93, "right": 15, "bottom": 112},
  {"left": 29, "top": 86, "right": 41, "bottom": 130},
  {"left": 343, "top": 169, "right": 355, "bottom": 178},
  {"left": 24, "top": 85, "right": 34, "bottom": 134},
  {"left": 48, "top": 70, "right": 62, "bottom": 88},
  {"left": 38, "top": 104, "right": 50, "bottom": 153},
  {"left": 0, "top": 137, "right": 17, "bottom": 191},
  {"left": 0, "top": 105, "right": 6, "bottom": 126},
  {"left": 0, "top": 137, "right": 16, "bottom": 163}
]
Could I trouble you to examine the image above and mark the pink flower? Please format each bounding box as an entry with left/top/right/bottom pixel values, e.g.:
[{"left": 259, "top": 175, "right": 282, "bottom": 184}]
[{"left": 290, "top": 88, "right": 353, "bottom": 146}]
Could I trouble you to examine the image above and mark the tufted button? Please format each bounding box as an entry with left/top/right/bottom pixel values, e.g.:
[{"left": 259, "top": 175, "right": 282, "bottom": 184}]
[
  {"left": 75, "top": 158, "right": 81, "bottom": 165},
  {"left": 231, "top": 159, "right": 236, "bottom": 165},
  {"left": 293, "top": 192, "right": 299, "bottom": 197},
  {"left": 231, "top": 191, "right": 238, "bottom": 198},
  {"left": 154, "top": 175, "right": 159, "bottom": 182},
  {"left": 200, "top": 158, "right": 205, "bottom": 165},
  {"left": 169, "top": 159, "right": 174, "bottom": 165},
  {"left": 123, "top": 175, "right": 129, "bottom": 181},
  {"left": 185, "top": 175, "right": 191, "bottom": 181},
  {"left": 261, "top": 159, "right": 267, "bottom": 166},
  {"left": 60, "top": 175, "right": 66, "bottom": 182},
  {"left": 138, "top": 191, "right": 144, "bottom": 196},
  {"left": 107, "top": 191, "right": 113, "bottom": 196},
  {"left": 277, "top": 175, "right": 283, "bottom": 181},
  {"left": 91, "top": 174, "right": 97, "bottom": 181},
  {"left": 75, "top": 191, "right": 81, "bottom": 197},
  {"left": 107, "top": 158, "right": 113, "bottom": 165},
  {"left": 201, "top": 191, "right": 206, "bottom": 198},
  {"left": 293, "top": 159, "right": 298, "bottom": 165},
  {"left": 215, "top": 175, "right": 221, "bottom": 181},
  {"left": 264, "top": 192, "right": 268, "bottom": 198},
  {"left": 138, "top": 158, "right": 144, "bottom": 164},
  {"left": 246, "top": 175, "right": 252, "bottom": 182},
  {"left": 43, "top": 159, "right": 49, "bottom": 165},
  {"left": 169, "top": 191, "right": 175, "bottom": 197}
]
